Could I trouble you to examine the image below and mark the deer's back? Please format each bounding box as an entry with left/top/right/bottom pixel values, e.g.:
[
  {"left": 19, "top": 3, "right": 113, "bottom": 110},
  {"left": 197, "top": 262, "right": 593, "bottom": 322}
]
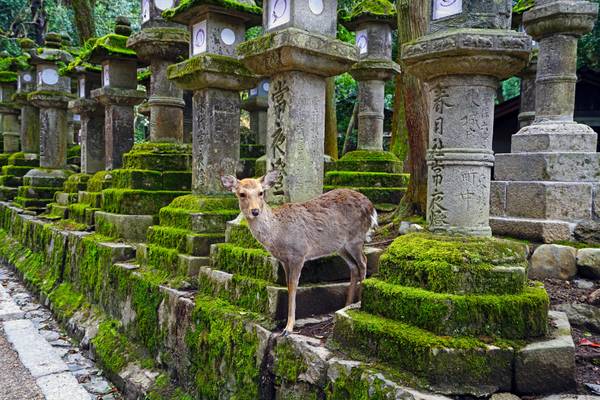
[{"left": 270, "top": 189, "right": 374, "bottom": 260}]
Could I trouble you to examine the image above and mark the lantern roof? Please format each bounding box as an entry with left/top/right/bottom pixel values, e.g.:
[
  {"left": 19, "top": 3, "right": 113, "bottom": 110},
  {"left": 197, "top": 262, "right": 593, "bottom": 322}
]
[
  {"left": 340, "top": 0, "right": 397, "bottom": 30},
  {"left": 162, "top": 0, "right": 261, "bottom": 25}
]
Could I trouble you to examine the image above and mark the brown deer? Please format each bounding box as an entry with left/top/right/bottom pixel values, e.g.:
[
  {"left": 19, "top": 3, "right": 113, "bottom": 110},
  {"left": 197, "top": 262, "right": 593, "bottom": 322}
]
[{"left": 221, "top": 170, "right": 377, "bottom": 336}]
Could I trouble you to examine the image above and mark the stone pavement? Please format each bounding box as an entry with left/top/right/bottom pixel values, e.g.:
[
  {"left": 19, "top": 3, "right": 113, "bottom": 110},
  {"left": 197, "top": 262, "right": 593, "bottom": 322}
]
[{"left": 0, "top": 265, "right": 120, "bottom": 400}]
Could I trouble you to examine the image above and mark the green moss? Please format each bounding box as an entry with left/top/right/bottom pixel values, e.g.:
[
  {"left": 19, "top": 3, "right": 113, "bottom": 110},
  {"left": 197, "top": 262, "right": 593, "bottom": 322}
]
[
  {"left": 513, "top": 0, "right": 535, "bottom": 13},
  {"left": 273, "top": 341, "right": 308, "bottom": 384},
  {"left": 227, "top": 221, "right": 262, "bottom": 249},
  {"left": 326, "top": 365, "right": 399, "bottom": 400},
  {"left": 340, "top": 150, "right": 400, "bottom": 162},
  {"left": 186, "top": 295, "right": 263, "bottom": 399},
  {"left": 339, "top": 0, "right": 396, "bottom": 23},
  {"left": 324, "top": 171, "right": 410, "bottom": 188},
  {"left": 167, "top": 53, "right": 257, "bottom": 83},
  {"left": 0, "top": 71, "right": 18, "bottom": 83},
  {"left": 86, "top": 170, "right": 113, "bottom": 192},
  {"left": 162, "top": 0, "right": 261, "bottom": 21},
  {"left": 78, "top": 34, "right": 137, "bottom": 63},
  {"left": 323, "top": 185, "right": 405, "bottom": 204},
  {"left": 91, "top": 320, "right": 130, "bottom": 373},
  {"left": 362, "top": 278, "right": 549, "bottom": 339},
  {"left": 53, "top": 218, "right": 88, "bottom": 231},
  {"left": 211, "top": 243, "right": 278, "bottom": 282},
  {"left": 101, "top": 189, "right": 190, "bottom": 215},
  {"left": 377, "top": 233, "right": 529, "bottom": 295},
  {"left": 166, "top": 194, "right": 237, "bottom": 212},
  {"left": 47, "top": 282, "right": 84, "bottom": 319}
]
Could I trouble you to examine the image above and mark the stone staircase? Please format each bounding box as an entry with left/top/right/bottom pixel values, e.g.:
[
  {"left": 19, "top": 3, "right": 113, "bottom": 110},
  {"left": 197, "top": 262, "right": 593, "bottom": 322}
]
[
  {"left": 0, "top": 152, "right": 39, "bottom": 201},
  {"left": 325, "top": 150, "right": 408, "bottom": 211}
]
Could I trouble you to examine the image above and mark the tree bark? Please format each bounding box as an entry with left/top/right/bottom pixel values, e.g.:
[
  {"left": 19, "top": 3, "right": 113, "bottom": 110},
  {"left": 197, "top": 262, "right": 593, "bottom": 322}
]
[
  {"left": 324, "top": 77, "right": 339, "bottom": 160},
  {"left": 72, "top": 0, "right": 96, "bottom": 43},
  {"left": 396, "top": 0, "right": 430, "bottom": 216},
  {"left": 390, "top": 73, "right": 409, "bottom": 162},
  {"left": 30, "top": 0, "right": 46, "bottom": 45},
  {"left": 341, "top": 102, "right": 358, "bottom": 156}
]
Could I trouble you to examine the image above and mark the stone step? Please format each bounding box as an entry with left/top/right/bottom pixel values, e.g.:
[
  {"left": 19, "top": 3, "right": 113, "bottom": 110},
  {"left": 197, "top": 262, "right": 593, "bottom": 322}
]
[
  {"left": 110, "top": 169, "right": 192, "bottom": 191},
  {"left": 240, "top": 144, "right": 265, "bottom": 158},
  {"left": 331, "top": 307, "right": 575, "bottom": 396},
  {"left": 377, "top": 233, "right": 529, "bottom": 295},
  {"left": 123, "top": 152, "right": 192, "bottom": 172},
  {"left": 324, "top": 171, "right": 410, "bottom": 187},
  {"left": 361, "top": 278, "right": 548, "bottom": 339},
  {"left": 68, "top": 203, "right": 100, "bottom": 225},
  {"left": 101, "top": 189, "right": 190, "bottom": 215},
  {"left": 77, "top": 191, "right": 102, "bottom": 207},
  {"left": 146, "top": 225, "right": 224, "bottom": 256},
  {"left": 2, "top": 165, "right": 33, "bottom": 177},
  {"left": 17, "top": 186, "right": 60, "bottom": 200},
  {"left": 197, "top": 266, "right": 350, "bottom": 320},
  {"left": 0, "top": 175, "right": 21, "bottom": 187},
  {"left": 158, "top": 207, "right": 240, "bottom": 232},
  {"left": 55, "top": 192, "right": 78, "bottom": 206},
  {"left": 0, "top": 186, "right": 18, "bottom": 201},
  {"left": 8, "top": 154, "right": 39, "bottom": 167},
  {"left": 324, "top": 185, "right": 406, "bottom": 204},
  {"left": 490, "top": 216, "right": 573, "bottom": 243},
  {"left": 136, "top": 243, "right": 210, "bottom": 276},
  {"left": 494, "top": 152, "right": 600, "bottom": 182},
  {"left": 94, "top": 211, "right": 154, "bottom": 242},
  {"left": 13, "top": 196, "right": 53, "bottom": 210},
  {"left": 63, "top": 174, "right": 90, "bottom": 193},
  {"left": 210, "top": 243, "right": 381, "bottom": 285},
  {"left": 47, "top": 204, "right": 68, "bottom": 219}
]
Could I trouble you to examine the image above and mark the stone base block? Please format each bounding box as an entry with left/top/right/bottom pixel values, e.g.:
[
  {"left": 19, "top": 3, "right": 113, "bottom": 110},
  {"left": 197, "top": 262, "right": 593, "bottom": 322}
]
[
  {"left": 210, "top": 243, "right": 381, "bottom": 285},
  {"left": 514, "top": 311, "right": 576, "bottom": 395},
  {"left": 332, "top": 305, "right": 514, "bottom": 396},
  {"left": 3, "top": 165, "right": 36, "bottom": 178},
  {"left": 122, "top": 146, "right": 192, "bottom": 172},
  {"left": 55, "top": 192, "right": 78, "bottom": 206},
  {"left": 490, "top": 216, "right": 573, "bottom": 243},
  {"left": 110, "top": 169, "right": 192, "bottom": 191},
  {"left": 135, "top": 243, "right": 210, "bottom": 276},
  {"left": 67, "top": 203, "right": 100, "bottom": 226},
  {"left": 511, "top": 122, "right": 598, "bottom": 153},
  {"left": 0, "top": 186, "right": 18, "bottom": 201},
  {"left": 197, "top": 266, "right": 351, "bottom": 320},
  {"left": 492, "top": 180, "right": 594, "bottom": 220},
  {"left": 22, "top": 169, "right": 71, "bottom": 188},
  {"left": 494, "top": 152, "right": 600, "bottom": 182},
  {"left": 101, "top": 189, "right": 190, "bottom": 215},
  {"left": 158, "top": 206, "right": 239, "bottom": 233},
  {"left": 94, "top": 211, "right": 154, "bottom": 242},
  {"left": 77, "top": 191, "right": 102, "bottom": 208},
  {"left": 146, "top": 225, "right": 224, "bottom": 256}
]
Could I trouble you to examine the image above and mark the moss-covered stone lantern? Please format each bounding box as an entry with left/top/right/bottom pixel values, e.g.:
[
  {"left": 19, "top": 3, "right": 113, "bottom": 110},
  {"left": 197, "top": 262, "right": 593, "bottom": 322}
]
[
  {"left": 15, "top": 32, "right": 75, "bottom": 212},
  {"left": 323, "top": 0, "right": 406, "bottom": 209},
  {"left": 89, "top": 17, "right": 147, "bottom": 170},
  {"left": 401, "top": 0, "right": 531, "bottom": 236},
  {"left": 0, "top": 52, "right": 21, "bottom": 157},
  {"left": 128, "top": 0, "right": 189, "bottom": 142},
  {"left": 238, "top": 0, "right": 357, "bottom": 203}
]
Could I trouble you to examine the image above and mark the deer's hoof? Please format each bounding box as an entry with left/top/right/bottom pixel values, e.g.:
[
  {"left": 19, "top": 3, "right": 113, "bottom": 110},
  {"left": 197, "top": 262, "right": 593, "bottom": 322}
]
[{"left": 280, "top": 329, "right": 291, "bottom": 337}]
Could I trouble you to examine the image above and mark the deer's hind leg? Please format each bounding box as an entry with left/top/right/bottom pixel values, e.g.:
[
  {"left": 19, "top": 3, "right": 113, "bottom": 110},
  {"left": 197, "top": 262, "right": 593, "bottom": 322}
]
[
  {"left": 338, "top": 248, "right": 359, "bottom": 305},
  {"left": 343, "top": 240, "right": 368, "bottom": 302},
  {"left": 282, "top": 258, "right": 303, "bottom": 336}
]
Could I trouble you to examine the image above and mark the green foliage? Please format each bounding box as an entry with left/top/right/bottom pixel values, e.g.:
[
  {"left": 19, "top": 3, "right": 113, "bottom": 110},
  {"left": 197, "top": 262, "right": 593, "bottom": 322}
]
[
  {"left": 578, "top": 0, "right": 600, "bottom": 71},
  {"left": 163, "top": 0, "right": 261, "bottom": 21},
  {"left": 513, "top": 0, "right": 535, "bottom": 13}
]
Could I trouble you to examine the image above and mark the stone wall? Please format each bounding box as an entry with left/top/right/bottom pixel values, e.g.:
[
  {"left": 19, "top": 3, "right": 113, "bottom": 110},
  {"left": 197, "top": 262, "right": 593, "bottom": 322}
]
[{"left": 0, "top": 201, "right": 447, "bottom": 400}]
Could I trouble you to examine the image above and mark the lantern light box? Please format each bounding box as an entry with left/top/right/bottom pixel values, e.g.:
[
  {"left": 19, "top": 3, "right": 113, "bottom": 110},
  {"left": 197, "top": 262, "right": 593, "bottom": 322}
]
[{"left": 432, "top": 0, "right": 463, "bottom": 20}]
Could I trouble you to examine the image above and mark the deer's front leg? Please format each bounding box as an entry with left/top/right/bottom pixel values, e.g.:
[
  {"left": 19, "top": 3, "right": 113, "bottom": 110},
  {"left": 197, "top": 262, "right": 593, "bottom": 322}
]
[{"left": 282, "top": 259, "right": 303, "bottom": 336}]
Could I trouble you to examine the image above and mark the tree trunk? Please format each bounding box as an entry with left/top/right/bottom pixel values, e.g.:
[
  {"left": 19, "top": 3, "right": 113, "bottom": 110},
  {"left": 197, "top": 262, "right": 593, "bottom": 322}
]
[
  {"left": 390, "top": 73, "right": 409, "bottom": 162},
  {"left": 72, "top": 0, "right": 96, "bottom": 43},
  {"left": 341, "top": 102, "right": 358, "bottom": 156},
  {"left": 396, "top": 0, "right": 430, "bottom": 216},
  {"left": 30, "top": 0, "right": 45, "bottom": 45},
  {"left": 324, "top": 77, "right": 339, "bottom": 160}
]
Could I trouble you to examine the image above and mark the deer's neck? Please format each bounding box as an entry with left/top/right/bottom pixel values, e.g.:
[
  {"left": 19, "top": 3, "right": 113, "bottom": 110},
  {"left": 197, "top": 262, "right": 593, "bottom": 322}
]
[{"left": 247, "top": 204, "right": 277, "bottom": 249}]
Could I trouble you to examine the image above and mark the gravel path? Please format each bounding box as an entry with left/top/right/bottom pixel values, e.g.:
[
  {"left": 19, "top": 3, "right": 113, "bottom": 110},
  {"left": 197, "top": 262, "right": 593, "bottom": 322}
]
[{"left": 0, "top": 325, "right": 45, "bottom": 400}]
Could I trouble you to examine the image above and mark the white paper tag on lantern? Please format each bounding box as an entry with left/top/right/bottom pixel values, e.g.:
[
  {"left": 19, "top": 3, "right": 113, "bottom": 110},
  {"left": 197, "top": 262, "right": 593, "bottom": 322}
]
[
  {"left": 432, "top": 0, "right": 462, "bottom": 20},
  {"left": 79, "top": 77, "right": 86, "bottom": 98},
  {"left": 192, "top": 20, "right": 208, "bottom": 55},
  {"left": 103, "top": 65, "right": 110, "bottom": 87},
  {"left": 268, "top": 0, "right": 290, "bottom": 29},
  {"left": 142, "top": 0, "right": 151, "bottom": 22}
]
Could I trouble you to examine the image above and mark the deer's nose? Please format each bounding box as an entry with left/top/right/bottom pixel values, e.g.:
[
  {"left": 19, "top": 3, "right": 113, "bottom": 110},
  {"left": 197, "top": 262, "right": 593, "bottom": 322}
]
[{"left": 251, "top": 209, "right": 260, "bottom": 217}]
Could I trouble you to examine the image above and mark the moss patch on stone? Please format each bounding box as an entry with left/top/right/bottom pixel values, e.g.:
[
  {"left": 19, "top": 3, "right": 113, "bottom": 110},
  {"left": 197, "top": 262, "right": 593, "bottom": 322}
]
[
  {"left": 377, "top": 233, "right": 529, "bottom": 295},
  {"left": 324, "top": 171, "right": 409, "bottom": 187},
  {"left": 0, "top": 71, "right": 18, "bottom": 83},
  {"left": 362, "top": 278, "right": 548, "bottom": 339},
  {"left": 101, "top": 189, "right": 190, "bottom": 215},
  {"left": 211, "top": 243, "right": 278, "bottom": 282},
  {"left": 162, "top": 0, "right": 261, "bottom": 22}
]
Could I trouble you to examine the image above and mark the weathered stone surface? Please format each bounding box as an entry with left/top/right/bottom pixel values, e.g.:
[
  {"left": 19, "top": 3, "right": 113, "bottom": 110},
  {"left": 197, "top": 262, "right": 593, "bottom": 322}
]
[
  {"left": 36, "top": 371, "right": 91, "bottom": 400},
  {"left": 0, "top": 283, "right": 24, "bottom": 321},
  {"left": 490, "top": 181, "right": 507, "bottom": 216},
  {"left": 588, "top": 288, "right": 600, "bottom": 305},
  {"left": 491, "top": 216, "right": 573, "bottom": 243},
  {"left": 529, "top": 244, "right": 577, "bottom": 280},
  {"left": 574, "top": 221, "right": 600, "bottom": 244},
  {"left": 577, "top": 248, "right": 600, "bottom": 279},
  {"left": 514, "top": 311, "right": 576, "bottom": 395},
  {"left": 511, "top": 122, "right": 598, "bottom": 153},
  {"left": 494, "top": 152, "right": 600, "bottom": 182},
  {"left": 491, "top": 394, "right": 521, "bottom": 400},
  {"left": 554, "top": 303, "right": 600, "bottom": 333},
  {"left": 94, "top": 211, "right": 153, "bottom": 241}
]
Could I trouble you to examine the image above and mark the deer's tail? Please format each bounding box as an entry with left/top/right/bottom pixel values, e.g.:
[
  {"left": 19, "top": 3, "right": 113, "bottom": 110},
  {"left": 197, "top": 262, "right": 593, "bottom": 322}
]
[{"left": 365, "top": 209, "right": 378, "bottom": 243}]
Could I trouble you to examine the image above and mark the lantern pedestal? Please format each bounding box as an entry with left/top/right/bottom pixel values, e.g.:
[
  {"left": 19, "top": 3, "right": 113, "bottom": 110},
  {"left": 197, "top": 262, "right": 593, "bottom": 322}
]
[{"left": 239, "top": 27, "right": 357, "bottom": 203}]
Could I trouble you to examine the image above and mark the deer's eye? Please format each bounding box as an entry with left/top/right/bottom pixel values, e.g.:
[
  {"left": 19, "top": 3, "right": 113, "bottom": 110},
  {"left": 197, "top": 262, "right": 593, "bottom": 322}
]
[
  {"left": 259, "top": 191, "right": 264, "bottom": 196},
  {"left": 239, "top": 193, "right": 246, "bottom": 198}
]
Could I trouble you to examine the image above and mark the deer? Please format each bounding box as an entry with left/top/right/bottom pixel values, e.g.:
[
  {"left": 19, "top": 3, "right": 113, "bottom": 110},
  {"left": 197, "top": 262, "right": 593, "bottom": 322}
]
[{"left": 221, "top": 170, "right": 377, "bottom": 336}]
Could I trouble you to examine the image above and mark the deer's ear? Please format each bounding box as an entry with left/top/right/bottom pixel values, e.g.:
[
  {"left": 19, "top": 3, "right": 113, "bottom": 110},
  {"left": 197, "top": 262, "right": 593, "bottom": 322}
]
[
  {"left": 221, "top": 175, "right": 239, "bottom": 192},
  {"left": 260, "top": 170, "right": 280, "bottom": 190}
]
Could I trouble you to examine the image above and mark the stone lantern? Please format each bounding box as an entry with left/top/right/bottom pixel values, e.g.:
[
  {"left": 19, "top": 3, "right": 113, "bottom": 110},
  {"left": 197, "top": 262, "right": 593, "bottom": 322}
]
[
  {"left": 341, "top": 0, "right": 399, "bottom": 152},
  {"left": 492, "top": 0, "right": 600, "bottom": 243},
  {"left": 14, "top": 39, "right": 40, "bottom": 157},
  {"left": 69, "top": 65, "right": 105, "bottom": 175},
  {"left": 0, "top": 69, "right": 20, "bottom": 156},
  {"left": 16, "top": 32, "right": 74, "bottom": 211},
  {"left": 239, "top": 0, "right": 357, "bottom": 203},
  {"left": 402, "top": 0, "right": 531, "bottom": 236},
  {"left": 242, "top": 79, "right": 269, "bottom": 146},
  {"left": 90, "top": 17, "right": 146, "bottom": 170},
  {"left": 166, "top": 0, "right": 261, "bottom": 195},
  {"left": 128, "top": 0, "right": 189, "bottom": 143}
]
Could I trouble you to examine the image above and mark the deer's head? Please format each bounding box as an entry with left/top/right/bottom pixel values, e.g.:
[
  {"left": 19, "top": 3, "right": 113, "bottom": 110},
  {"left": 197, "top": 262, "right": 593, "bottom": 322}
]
[{"left": 221, "top": 170, "right": 279, "bottom": 220}]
